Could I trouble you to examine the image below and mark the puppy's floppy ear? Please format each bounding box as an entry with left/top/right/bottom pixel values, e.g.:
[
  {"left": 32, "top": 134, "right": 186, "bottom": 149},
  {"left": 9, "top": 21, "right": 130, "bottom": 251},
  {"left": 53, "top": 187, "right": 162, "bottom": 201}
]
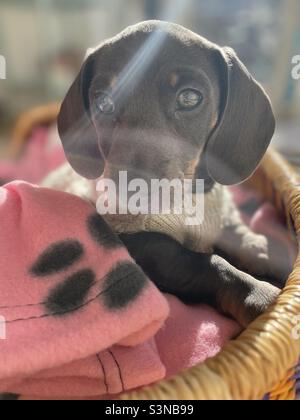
[
  {"left": 206, "top": 47, "right": 275, "bottom": 185},
  {"left": 57, "top": 53, "right": 104, "bottom": 179}
]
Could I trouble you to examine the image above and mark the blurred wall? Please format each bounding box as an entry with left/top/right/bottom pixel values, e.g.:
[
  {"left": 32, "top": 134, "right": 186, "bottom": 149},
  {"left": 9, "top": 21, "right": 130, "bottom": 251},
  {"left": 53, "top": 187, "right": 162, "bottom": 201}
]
[
  {"left": 0, "top": 0, "right": 299, "bottom": 126},
  {"left": 0, "top": 0, "right": 145, "bottom": 119},
  {"left": 272, "top": 0, "right": 300, "bottom": 117}
]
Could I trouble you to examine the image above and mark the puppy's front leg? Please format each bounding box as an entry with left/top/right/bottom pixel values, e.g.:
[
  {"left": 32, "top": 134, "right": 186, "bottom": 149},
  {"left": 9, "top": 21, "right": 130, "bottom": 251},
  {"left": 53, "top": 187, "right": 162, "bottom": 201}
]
[
  {"left": 120, "top": 232, "right": 280, "bottom": 327},
  {"left": 218, "top": 222, "right": 291, "bottom": 288},
  {"left": 218, "top": 199, "right": 291, "bottom": 287}
]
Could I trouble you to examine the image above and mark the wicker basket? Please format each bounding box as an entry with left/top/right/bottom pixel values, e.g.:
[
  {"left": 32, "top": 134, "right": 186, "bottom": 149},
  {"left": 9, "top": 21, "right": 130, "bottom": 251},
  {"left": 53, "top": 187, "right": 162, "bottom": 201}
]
[
  {"left": 10, "top": 105, "right": 300, "bottom": 400},
  {"left": 8, "top": 103, "right": 61, "bottom": 157}
]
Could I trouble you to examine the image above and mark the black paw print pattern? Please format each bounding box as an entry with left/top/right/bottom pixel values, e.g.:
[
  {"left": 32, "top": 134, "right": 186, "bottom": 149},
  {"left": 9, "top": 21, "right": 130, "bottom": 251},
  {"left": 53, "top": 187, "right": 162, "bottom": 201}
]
[
  {"left": 29, "top": 214, "right": 148, "bottom": 317},
  {"left": 0, "top": 393, "right": 20, "bottom": 401}
]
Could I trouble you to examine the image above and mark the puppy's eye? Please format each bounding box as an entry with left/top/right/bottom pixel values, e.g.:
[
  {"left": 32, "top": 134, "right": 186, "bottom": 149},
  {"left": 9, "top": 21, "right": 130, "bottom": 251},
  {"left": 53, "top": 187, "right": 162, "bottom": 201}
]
[
  {"left": 95, "top": 93, "right": 115, "bottom": 114},
  {"left": 176, "top": 89, "right": 203, "bottom": 111}
]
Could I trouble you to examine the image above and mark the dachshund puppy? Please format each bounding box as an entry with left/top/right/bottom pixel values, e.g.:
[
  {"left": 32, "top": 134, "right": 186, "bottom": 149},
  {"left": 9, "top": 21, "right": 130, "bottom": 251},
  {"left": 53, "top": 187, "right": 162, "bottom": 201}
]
[{"left": 46, "top": 21, "right": 285, "bottom": 327}]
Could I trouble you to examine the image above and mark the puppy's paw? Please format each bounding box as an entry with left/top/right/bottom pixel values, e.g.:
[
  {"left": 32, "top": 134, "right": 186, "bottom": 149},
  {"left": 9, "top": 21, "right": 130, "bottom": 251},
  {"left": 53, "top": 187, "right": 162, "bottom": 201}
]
[
  {"left": 239, "top": 240, "right": 291, "bottom": 288},
  {"left": 237, "top": 282, "right": 280, "bottom": 328}
]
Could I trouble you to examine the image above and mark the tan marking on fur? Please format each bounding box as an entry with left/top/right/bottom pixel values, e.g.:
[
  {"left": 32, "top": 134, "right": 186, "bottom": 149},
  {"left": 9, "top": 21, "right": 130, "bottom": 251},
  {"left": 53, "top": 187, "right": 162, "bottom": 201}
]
[
  {"left": 211, "top": 112, "right": 219, "bottom": 130},
  {"left": 110, "top": 76, "right": 118, "bottom": 89},
  {"left": 185, "top": 159, "right": 200, "bottom": 179},
  {"left": 168, "top": 72, "right": 179, "bottom": 88}
]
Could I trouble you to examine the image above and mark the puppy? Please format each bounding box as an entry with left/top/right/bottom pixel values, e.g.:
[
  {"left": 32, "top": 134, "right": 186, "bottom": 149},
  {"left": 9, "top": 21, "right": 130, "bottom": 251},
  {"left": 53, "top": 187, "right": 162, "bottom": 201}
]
[{"left": 46, "top": 21, "right": 285, "bottom": 327}]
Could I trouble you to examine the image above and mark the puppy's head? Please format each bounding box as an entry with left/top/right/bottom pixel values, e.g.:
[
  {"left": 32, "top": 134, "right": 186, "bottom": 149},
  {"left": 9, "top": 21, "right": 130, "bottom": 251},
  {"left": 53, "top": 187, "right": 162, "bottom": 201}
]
[{"left": 58, "top": 20, "right": 275, "bottom": 187}]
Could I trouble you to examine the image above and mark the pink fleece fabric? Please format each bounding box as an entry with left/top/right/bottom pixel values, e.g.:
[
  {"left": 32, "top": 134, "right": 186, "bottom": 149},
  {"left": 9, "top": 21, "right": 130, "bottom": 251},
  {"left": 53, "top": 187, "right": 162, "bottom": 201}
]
[
  {"left": 6, "top": 296, "right": 240, "bottom": 400},
  {"left": 0, "top": 128, "right": 65, "bottom": 185},
  {"left": 0, "top": 128, "right": 296, "bottom": 399},
  {"left": 0, "top": 182, "right": 170, "bottom": 397},
  {"left": 0, "top": 179, "right": 296, "bottom": 399}
]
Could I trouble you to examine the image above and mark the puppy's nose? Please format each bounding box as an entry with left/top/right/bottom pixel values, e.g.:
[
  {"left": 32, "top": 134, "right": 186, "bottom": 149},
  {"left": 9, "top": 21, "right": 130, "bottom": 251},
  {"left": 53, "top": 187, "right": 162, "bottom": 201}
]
[{"left": 106, "top": 140, "right": 148, "bottom": 176}]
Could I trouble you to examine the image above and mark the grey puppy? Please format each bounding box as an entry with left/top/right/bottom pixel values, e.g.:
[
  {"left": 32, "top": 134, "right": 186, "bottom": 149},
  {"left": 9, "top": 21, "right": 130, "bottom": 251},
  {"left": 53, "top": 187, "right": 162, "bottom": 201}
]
[{"left": 49, "top": 21, "right": 286, "bottom": 327}]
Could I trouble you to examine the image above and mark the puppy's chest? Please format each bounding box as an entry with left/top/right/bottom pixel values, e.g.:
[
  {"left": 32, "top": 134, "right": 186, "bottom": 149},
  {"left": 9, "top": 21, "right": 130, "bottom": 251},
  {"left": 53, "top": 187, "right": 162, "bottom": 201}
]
[
  {"left": 42, "top": 165, "right": 233, "bottom": 254},
  {"left": 102, "top": 184, "right": 232, "bottom": 254}
]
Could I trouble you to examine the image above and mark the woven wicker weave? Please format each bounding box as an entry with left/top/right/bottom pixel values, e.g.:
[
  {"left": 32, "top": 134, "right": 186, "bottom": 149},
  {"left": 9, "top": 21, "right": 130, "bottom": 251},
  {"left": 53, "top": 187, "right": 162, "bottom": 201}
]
[{"left": 10, "top": 106, "right": 300, "bottom": 400}]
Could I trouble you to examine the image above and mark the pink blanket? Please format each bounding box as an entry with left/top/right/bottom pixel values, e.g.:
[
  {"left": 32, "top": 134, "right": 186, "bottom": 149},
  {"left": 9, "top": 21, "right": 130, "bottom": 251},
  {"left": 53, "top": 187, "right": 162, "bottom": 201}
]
[
  {"left": 0, "top": 130, "right": 296, "bottom": 400},
  {"left": 0, "top": 128, "right": 65, "bottom": 185},
  {"left": 0, "top": 182, "right": 240, "bottom": 400}
]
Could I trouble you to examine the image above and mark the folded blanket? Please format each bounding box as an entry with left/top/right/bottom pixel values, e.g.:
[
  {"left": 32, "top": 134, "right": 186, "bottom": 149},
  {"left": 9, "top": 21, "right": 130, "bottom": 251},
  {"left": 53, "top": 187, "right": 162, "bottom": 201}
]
[
  {"left": 0, "top": 129, "right": 297, "bottom": 400},
  {"left": 0, "top": 182, "right": 169, "bottom": 397},
  {"left": 9, "top": 296, "right": 241, "bottom": 400},
  {"left": 156, "top": 295, "right": 241, "bottom": 379},
  {"left": 0, "top": 179, "right": 296, "bottom": 399},
  {"left": 0, "top": 182, "right": 239, "bottom": 400},
  {"left": 8, "top": 340, "right": 166, "bottom": 399}
]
